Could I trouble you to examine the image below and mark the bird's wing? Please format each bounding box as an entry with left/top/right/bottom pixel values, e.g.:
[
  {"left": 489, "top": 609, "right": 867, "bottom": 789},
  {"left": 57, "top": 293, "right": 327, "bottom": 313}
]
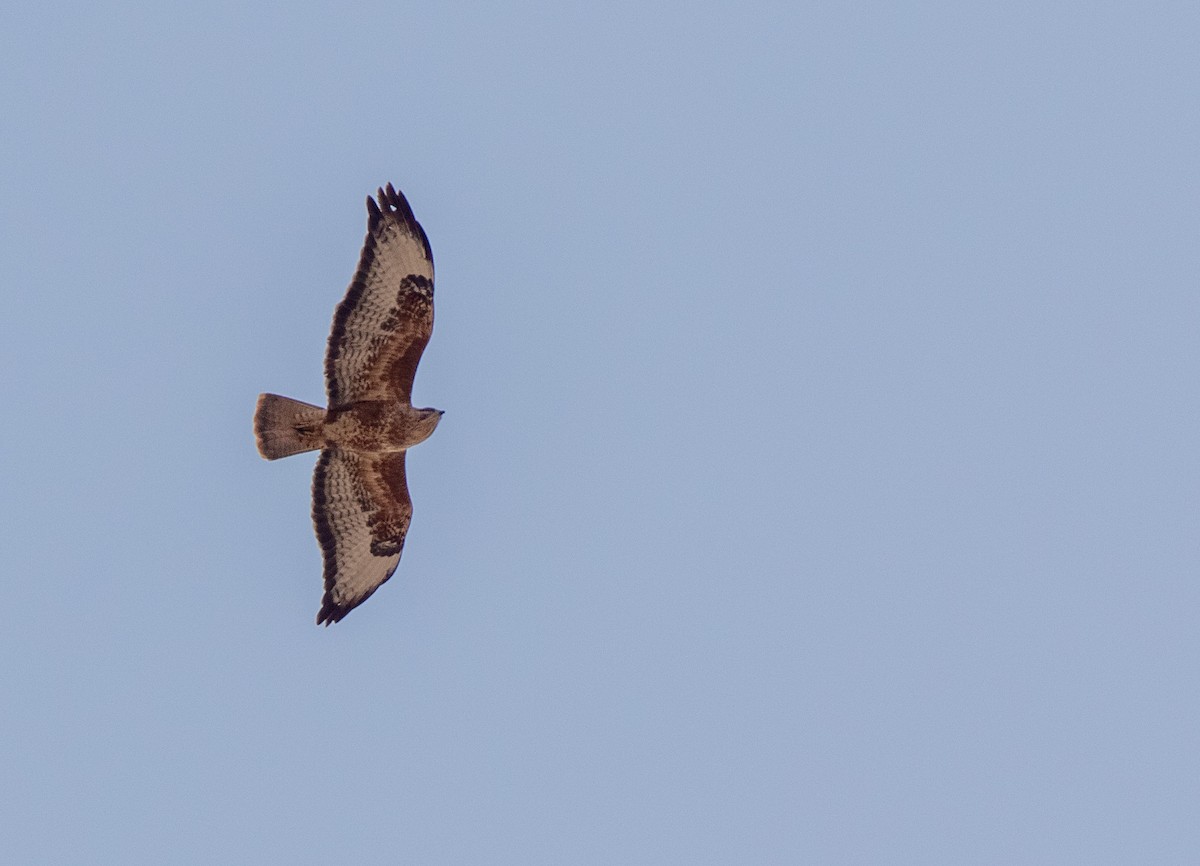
[
  {"left": 325, "top": 184, "right": 434, "bottom": 405},
  {"left": 312, "top": 448, "right": 412, "bottom": 625}
]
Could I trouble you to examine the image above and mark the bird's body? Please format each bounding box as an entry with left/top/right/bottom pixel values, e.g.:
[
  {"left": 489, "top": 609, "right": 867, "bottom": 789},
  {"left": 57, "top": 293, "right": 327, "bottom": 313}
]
[
  {"left": 323, "top": 401, "right": 443, "bottom": 453},
  {"left": 254, "top": 184, "right": 441, "bottom": 625}
]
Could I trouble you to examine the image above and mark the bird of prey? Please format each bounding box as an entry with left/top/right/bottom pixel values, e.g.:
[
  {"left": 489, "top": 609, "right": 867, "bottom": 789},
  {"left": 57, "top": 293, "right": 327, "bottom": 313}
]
[{"left": 254, "top": 184, "right": 442, "bottom": 625}]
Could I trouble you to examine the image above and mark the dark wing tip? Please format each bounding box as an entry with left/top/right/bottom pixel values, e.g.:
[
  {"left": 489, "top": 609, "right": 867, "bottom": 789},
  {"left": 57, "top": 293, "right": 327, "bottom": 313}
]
[
  {"left": 316, "top": 587, "right": 383, "bottom": 626},
  {"left": 366, "top": 182, "right": 432, "bottom": 262},
  {"left": 316, "top": 602, "right": 349, "bottom": 626},
  {"left": 374, "top": 183, "right": 418, "bottom": 222}
]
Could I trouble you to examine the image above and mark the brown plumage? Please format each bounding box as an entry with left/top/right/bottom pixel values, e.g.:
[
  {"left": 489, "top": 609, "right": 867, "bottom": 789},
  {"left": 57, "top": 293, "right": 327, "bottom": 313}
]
[{"left": 254, "top": 184, "right": 442, "bottom": 625}]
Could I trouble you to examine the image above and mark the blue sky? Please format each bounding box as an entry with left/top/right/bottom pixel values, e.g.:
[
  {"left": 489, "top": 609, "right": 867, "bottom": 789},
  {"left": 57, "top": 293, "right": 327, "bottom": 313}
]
[{"left": 3, "top": 2, "right": 1199, "bottom": 862}]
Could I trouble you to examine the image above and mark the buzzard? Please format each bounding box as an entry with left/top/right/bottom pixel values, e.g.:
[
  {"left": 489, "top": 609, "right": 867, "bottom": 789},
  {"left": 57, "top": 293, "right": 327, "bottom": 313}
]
[{"left": 254, "top": 184, "right": 442, "bottom": 625}]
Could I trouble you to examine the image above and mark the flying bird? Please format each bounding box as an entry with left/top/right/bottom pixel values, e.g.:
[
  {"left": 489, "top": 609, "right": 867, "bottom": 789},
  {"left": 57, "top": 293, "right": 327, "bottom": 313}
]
[{"left": 254, "top": 184, "right": 442, "bottom": 625}]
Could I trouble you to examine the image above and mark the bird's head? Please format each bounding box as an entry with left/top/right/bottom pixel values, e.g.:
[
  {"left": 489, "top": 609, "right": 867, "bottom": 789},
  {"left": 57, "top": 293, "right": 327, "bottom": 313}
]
[{"left": 411, "top": 407, "right": 445, "bottom": 443}]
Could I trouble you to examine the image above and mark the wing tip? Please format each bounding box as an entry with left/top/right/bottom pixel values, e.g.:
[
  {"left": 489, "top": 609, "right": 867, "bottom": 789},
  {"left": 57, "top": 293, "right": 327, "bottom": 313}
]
[
  {"left": 316, "top": 603, "right": 348, "bottom": 626},
  {"left": 316, "top": 588, "right": 383, "bottom": 626},
  {"left": 364, "top": 182, "right": 432, "bottom": 260},
  {"left": 374, "top": 182, "right": 416, "bottom": 220}
]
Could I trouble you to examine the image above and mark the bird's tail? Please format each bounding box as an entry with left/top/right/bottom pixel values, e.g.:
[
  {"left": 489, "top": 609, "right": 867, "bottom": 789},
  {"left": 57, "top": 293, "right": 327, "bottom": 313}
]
[{"left": 254, "top": 394, "right": 326, "bottom": 460}]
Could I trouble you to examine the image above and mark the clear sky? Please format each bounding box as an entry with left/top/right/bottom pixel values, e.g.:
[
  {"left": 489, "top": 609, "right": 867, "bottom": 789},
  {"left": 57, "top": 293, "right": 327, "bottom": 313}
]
[{"left": 3, "top": 2, "right": 1199, "bottom": 863}]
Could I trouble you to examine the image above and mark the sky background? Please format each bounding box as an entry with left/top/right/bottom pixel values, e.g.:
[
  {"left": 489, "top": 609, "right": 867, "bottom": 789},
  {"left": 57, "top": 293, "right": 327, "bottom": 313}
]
[{"left": 3, "top": 2, "right": 1199, "bottom": 863}]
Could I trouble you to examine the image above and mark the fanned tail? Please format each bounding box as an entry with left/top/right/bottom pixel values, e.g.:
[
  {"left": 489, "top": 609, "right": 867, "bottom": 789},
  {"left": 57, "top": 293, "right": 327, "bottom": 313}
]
[{"left": 254, "top": 394, "right": 325, "bottom": 460}]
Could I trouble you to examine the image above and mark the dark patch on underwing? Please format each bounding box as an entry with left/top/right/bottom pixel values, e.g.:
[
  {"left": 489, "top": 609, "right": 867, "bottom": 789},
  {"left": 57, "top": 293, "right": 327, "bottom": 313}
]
[
  {"left": 370, "top": 538, "right": 404, "bottom": 557},
  {"left": 400, "top": 273, "right": 433, "bottom": 297}
]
